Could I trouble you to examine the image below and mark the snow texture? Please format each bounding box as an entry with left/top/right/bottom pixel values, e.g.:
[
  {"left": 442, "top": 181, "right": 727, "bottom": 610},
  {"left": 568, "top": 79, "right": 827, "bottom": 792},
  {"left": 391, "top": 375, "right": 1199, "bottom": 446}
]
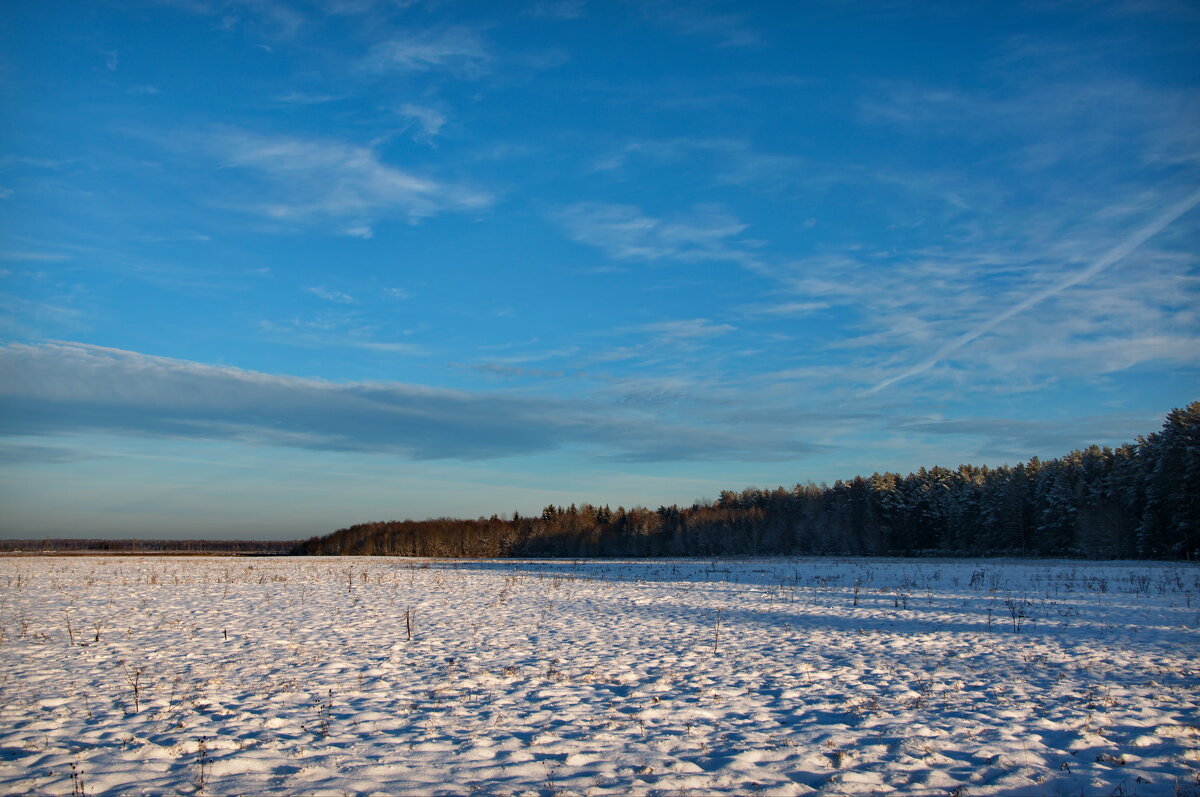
[{"left": 1, "top": 556, "right": 1197, "bottom": 795}]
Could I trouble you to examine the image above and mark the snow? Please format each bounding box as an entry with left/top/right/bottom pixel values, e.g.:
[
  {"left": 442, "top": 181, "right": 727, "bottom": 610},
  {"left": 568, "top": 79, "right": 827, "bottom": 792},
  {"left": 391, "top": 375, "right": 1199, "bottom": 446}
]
[{"left": 0, "top": 556, "right": 1197, "bottom": 795}]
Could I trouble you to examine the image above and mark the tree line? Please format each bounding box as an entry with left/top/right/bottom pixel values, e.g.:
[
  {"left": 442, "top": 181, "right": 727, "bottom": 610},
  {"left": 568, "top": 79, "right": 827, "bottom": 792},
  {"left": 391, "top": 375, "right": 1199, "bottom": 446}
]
[
  {"left": 3, "top": 538, "right": 298, "bottom": 555},
  {"left": 299, "top": 402, "right": 1199, "bottom": 560}
]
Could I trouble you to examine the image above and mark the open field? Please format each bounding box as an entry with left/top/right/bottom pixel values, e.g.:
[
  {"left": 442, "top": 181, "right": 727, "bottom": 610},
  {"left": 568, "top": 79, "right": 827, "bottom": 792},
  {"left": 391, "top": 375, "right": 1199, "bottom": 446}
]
[{"left": 1, "top": 556, "right": 1197, "bottom": 796}]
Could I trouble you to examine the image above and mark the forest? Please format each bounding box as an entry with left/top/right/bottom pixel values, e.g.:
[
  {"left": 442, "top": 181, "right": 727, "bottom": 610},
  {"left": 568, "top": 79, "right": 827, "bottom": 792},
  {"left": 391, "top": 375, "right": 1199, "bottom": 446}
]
[
  {"left": 300, "top": 402, "right": 1199, "bottom": 560},
  {"left": 2, "top": 538, "right": 298, "bottom": 555}
]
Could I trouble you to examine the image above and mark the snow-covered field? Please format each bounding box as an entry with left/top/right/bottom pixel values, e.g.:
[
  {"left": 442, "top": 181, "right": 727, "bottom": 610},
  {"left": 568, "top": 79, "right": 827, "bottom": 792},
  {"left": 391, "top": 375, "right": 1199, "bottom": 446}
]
[{"left": 1, "top": 557, "right": 1197, "bottom": 796}]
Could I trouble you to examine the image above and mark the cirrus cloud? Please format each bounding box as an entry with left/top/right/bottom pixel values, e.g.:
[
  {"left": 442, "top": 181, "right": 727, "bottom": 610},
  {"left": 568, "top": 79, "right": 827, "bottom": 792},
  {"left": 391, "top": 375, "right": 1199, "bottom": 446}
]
[{"left": 191, "top": 128, "right": 493, "bottom": 232}]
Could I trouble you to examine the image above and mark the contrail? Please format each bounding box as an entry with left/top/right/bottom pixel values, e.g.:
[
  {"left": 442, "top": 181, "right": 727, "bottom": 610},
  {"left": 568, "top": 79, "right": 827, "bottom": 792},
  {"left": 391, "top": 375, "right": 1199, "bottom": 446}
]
[{"left": 862, "top": 187, "right": 1200, "bottom": 396}]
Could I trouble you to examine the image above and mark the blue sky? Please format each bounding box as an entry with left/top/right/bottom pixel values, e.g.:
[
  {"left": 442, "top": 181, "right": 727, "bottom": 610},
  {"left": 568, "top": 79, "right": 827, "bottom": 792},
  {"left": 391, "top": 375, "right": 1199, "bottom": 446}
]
[{"left": 1, "top": 0, "right": 1198, "bottom": 539}]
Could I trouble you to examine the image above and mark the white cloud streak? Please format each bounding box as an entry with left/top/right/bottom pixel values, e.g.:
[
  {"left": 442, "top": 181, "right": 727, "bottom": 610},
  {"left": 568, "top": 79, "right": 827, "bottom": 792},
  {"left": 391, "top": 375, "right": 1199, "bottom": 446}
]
[
  {"left": 304, "top": 286, "right": 355, "bottom": 304},
  {"left": 637, "top": 1, "right": 758, "bottom": 47},
  {"left": 398, "top": 104, "right": 446, "bottom": 139},
  {"left": 864, "top": 187, "right": 1200, "bottom": 395},
  {"left": 202, "top": 129, "right": 491, "bottom": 229},
  {"left": 633, "top": 318, "right": 736, "bottom": 342},
  {"left": 363, "top": 28, "right": 490, "bottom": 76},
  {"left": 555, "top": 202, "right": 754, "bottom": 264},
  {"left": 737, "top": 301, "right": 828, "bottom": 318},
  {"left": 526, "top": 0, "right": 586, "bottom": 20}
]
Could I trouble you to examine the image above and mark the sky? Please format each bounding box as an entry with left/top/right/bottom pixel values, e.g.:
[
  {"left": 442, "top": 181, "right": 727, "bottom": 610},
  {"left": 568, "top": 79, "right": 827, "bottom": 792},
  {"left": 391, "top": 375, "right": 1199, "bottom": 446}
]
[{"left": 1, "top": 0, "right": 1198, "bottom": 539}]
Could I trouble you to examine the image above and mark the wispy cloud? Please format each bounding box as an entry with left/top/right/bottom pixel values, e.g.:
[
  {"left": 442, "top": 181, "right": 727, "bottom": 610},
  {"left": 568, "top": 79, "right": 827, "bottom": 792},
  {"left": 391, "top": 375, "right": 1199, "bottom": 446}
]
[
  {"left": 257, "top": 315, "right": 427, "bottom": 355},
  {"left": 198, "top": 129, "right": 492, "bottom": 231},
  {"left": 154, "top": 0, "right": 307, "bottom": 39},
  {"left": 341, "top": 224, "right": 374, "bottom": 239},
  {"left": 737, "top": 301, "right": 828, "bottom": 318},
  {"left": 591, "top": 138, "right": 804, "bottom": 188},
  {"left": 555, "top": 202, "right": 755, "bottom": 264},
  {"left": 472, "top": 362, "right": 568, "bottom": 381},
  {"left": 363, "top": 28, "right": 490, "bottom": 76},
  {"left": 271, "top": 91, "right": 341, "bottom": 105},
  {"left": 864, "top": 188, "right": 1200, "bottom": 395},
  {"left": 633, "top": 318, "right": 736, "bottom": 342},
  {"left": 304, "top": 286, "right": 356, "bottom": 304},
  {"left": 860, "top": 71, "right": 1200, "bottom": 171},
  {"left": 526, "top": 0, "right": 586, "bottom": 20},
  {"left": 344, "top": 340, "right": 430, "bottom": 354},
  {"left": 397, "top": 104, "right": 447, "bottom": 139},
  {"left": 896, "top": 412, "right": 1164, "bottom": 462},
  {"left": 0, "top": 291, "right": 90, "bottom": 336},
  {"left": 637, "top": 1, "right": 759, "bottom": 47}
]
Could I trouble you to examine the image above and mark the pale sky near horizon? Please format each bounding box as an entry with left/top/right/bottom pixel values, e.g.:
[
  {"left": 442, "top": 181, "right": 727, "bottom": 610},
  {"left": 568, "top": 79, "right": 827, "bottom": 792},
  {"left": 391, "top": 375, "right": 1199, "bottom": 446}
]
[{"left": 1, "top": 0, "right": 1198, "bottom": 539}]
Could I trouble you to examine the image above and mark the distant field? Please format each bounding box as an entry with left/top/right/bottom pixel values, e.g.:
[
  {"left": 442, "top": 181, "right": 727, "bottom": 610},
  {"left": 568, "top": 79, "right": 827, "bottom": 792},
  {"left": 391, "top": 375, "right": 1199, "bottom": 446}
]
[{"left": 1, "top": 557, "right": 1197, "bottom": 795}]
